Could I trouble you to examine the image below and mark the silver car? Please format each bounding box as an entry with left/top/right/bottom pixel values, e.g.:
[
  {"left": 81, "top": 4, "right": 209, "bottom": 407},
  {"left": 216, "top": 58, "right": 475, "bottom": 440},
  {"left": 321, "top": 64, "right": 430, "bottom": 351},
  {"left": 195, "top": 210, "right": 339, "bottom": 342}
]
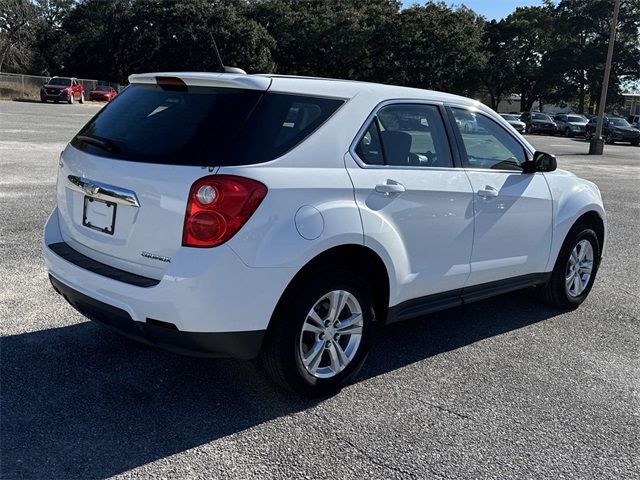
[
  {"left": 554, "top": 114, "right": 589, "bottom": 137},
  {"left": 499, "top": 113, "right": 526, "bottom": 133}
]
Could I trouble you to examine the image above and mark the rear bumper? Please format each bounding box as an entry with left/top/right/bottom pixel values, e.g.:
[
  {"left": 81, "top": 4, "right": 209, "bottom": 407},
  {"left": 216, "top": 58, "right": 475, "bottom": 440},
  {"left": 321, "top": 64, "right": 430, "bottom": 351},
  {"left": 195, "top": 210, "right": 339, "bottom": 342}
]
[
  {"left": 43, "top": 207, "right": 297, "bottom": 357},
  {"left": 49, "top": 274, "right": 264, "bottom": 359}
]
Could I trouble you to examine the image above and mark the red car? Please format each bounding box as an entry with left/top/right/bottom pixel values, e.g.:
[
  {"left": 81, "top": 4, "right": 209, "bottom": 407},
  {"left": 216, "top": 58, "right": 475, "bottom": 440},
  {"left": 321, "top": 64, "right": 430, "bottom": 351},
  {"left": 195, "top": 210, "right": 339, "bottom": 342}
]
[
  {"left": 40, "top": 77, "right": 85, "bottom": 104},
  {"left": 89, "top": 85, "right": 118, "bottom": 102}
]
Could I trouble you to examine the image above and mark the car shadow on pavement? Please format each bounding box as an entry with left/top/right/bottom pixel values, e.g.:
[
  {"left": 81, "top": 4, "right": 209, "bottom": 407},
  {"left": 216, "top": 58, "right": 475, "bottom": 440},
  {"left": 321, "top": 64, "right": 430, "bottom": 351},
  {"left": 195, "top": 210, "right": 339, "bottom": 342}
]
[{"left": 1, "top": 289, "right": 562, "bottom": 478}]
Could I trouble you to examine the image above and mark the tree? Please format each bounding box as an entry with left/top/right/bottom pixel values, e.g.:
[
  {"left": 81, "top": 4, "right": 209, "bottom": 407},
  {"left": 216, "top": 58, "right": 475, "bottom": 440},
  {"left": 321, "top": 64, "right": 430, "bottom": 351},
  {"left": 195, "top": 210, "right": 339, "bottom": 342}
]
[
  {"left": 551, "top": 0, "right": 640, "bottom": 113},
  {"left": 30, "top": 0, "right": 75, "bottom": 76},
  {"left": 387, "top": 2, "right": 487, "bottom": 95},
  {"left": 480, "top": 19, "right": 518, "bottom": 110},
  {"left": 249, "top": 0, "right": 400, "bottom": 82},
  {"left": 0, "top": 0, "right": 38, "bottom": 72},
  {"left": 501, "top": 4, "right": 555, "bottom": 112}
]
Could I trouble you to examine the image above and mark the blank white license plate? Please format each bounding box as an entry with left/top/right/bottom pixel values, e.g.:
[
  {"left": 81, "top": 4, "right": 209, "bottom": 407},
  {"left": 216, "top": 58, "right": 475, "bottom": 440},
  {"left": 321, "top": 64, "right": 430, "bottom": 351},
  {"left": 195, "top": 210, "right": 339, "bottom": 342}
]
[{"left": 83, "top": 197, "right": 116, "bottom": 235}]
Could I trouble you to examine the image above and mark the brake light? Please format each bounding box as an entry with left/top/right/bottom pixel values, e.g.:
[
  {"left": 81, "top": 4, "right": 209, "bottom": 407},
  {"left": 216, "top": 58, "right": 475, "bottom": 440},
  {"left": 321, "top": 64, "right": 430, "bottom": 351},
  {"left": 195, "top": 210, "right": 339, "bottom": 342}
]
[{"left": 182, "top": 175, "right": 267, "bottom": 248}]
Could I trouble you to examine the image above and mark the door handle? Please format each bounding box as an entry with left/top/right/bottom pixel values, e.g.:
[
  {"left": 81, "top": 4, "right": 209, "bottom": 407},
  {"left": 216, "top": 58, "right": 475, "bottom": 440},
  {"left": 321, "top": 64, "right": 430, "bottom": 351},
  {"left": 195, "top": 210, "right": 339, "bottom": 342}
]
[
  {"left": 477, "top": 185, "right": 499, "bottom": 198},
  {"left": 375, "top": 181, "right": 406, "bottom": 195}
]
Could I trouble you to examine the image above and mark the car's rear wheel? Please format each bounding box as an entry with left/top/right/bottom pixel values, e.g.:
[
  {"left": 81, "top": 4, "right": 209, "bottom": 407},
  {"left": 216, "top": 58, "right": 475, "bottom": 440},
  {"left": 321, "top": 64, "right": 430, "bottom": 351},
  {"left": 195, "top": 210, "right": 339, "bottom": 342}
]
[
  {"left": 79, "top": 93, "right": 85, "bottom": 104},
  {"left": 539, "top": 224, "right": 600, "bottom": 309},
  {"left": 261, "top": 267, "right": 375, "bottom": 397},
  {"left": 605, "top": 132, "right": 614, "bottom": 144},
  {"left": 565, "top": 128, "right": 572, "bottom": 137},
  {"left": 68, "top": 93, "right": 74, "bottom": 104},
  {"left": 585, "top": 130, "right": 592, "bottom": 140}
]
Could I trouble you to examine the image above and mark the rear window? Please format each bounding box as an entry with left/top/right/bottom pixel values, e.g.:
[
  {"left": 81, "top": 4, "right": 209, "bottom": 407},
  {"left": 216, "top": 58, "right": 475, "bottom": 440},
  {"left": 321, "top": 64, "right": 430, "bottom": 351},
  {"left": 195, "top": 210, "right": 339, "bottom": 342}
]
[{"left": 71, "top": 84, "right": 344, "bottom": 166}]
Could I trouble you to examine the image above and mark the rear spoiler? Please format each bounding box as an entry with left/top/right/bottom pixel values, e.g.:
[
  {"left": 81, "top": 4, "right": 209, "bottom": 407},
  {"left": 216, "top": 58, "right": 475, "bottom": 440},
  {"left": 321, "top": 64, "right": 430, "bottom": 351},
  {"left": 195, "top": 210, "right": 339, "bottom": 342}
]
[{"left": 128, "top": 72, "right": 272, "bottom": 91}]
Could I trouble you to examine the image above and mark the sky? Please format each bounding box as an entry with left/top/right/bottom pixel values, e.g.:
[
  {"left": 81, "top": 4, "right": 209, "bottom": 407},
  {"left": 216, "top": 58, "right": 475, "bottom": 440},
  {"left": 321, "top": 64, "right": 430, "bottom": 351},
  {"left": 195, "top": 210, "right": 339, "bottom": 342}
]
[{"left": 409, "top": 1, "right": 547, "bottom": 20}]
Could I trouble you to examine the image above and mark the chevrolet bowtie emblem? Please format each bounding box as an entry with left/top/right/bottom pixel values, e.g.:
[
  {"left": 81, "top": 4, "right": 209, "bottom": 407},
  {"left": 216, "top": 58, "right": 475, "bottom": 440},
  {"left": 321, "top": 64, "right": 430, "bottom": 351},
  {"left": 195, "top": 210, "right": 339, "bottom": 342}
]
[{"left": 82, "top": 183, "right": 99, "bottom": 195}]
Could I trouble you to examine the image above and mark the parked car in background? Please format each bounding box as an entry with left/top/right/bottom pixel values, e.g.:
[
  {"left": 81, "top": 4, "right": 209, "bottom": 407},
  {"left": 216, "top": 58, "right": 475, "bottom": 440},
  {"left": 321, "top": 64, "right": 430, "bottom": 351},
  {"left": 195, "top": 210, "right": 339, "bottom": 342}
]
[
  {"left": 454, "top": 109, "right": 483, "bottom": 133},
  {"left": 521, "top": 112, "right": 557, "bottom": 135},
  {"left": 43, "top": 71, "right": 607, "bottom": 396},
  {"left": 554, "top": 114, "right": 589, "bottom": 137},
  {"left": 41, "top": 77, "right": 85, "bottom": 104},
  {"left": 89, "top": 85, "right": 118, "bottom": 102},
  {"left": 499, "top": 113, "right": 526, "bottom": 133},
  {"left": 627, "top": 115, "right": 640, "bottom": 129},
  {"left": 585, "top": 116, "right": 640, "bottom": 145}
]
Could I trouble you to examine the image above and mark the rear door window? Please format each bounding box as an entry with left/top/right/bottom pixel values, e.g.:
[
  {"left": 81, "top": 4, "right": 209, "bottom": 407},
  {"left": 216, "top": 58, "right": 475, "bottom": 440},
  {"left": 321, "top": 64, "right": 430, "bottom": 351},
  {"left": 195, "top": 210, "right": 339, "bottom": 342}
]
[
  {"left": 355, "top": 104, "right": 454, "bottom": 168},
  {"left": 71, "top": 85, "right": 344, "bottom": 166}
]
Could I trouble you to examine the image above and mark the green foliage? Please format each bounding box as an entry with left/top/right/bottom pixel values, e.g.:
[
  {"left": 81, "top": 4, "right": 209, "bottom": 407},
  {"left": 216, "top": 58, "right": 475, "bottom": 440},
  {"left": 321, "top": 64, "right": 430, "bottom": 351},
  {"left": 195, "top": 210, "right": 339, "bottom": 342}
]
[
  {"left": 1, "top": 0, "right": 638, "bottom": 113},
  {"left": 389, "top": 3, "right": 487, "bottom": 94}
]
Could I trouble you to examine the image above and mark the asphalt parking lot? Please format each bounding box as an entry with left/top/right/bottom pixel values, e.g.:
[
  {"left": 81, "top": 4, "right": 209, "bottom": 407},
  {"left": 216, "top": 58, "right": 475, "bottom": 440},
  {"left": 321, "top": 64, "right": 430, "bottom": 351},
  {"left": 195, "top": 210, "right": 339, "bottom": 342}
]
[{"left": 1, "top": 100, "right": 639, "bottom": 479}]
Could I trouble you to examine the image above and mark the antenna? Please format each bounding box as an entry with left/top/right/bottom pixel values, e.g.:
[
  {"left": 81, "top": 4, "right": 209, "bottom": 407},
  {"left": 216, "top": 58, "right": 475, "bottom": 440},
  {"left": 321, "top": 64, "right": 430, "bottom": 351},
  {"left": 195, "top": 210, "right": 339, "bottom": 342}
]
[
  {"left": 210, "top": 33, "right": 225, "bottom": 73},
  {"left": 209, "top": 33, "right": 247, "bottom": 75}
]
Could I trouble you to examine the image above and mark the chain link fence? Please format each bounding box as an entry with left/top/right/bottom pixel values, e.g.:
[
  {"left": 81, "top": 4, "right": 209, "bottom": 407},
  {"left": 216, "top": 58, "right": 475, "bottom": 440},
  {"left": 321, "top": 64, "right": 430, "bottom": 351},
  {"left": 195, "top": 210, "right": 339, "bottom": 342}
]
[{"left": 0, "top": 72, "right": 121, "bottom": 101}]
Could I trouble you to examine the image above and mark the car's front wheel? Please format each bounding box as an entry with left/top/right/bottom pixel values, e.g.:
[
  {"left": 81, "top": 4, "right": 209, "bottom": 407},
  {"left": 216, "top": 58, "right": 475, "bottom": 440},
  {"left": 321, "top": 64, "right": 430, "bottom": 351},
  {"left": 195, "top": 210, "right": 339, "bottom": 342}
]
[
  {"left": 79, "top": 93, "right": 85, "bottom": 104},
  {"left": 605, "top": 132, "right": 614, "bottom": 144},
  {"left": 565, "top": 128, "right": 572, "bottom": 137},
  {"left": 261, "top": 267, "right": 375, "bottom": 397},
  {"left": 539, "top": 224, "right": 600, "bottom": 309}
]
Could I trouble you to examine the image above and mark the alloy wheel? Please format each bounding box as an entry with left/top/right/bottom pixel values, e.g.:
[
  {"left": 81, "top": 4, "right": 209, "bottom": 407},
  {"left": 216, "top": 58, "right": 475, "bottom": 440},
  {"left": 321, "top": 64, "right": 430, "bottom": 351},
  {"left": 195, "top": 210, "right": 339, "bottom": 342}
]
[
  {"left": 565, "top": 239, "right": 594, "bottom": 297},
  {"left": 298, "top": 290, "right": 363, "bottom": 379}
]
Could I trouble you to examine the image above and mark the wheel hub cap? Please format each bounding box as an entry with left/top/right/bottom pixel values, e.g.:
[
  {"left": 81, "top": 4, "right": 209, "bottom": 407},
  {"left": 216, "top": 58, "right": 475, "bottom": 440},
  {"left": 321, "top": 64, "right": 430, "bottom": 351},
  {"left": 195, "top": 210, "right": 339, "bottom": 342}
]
[
  {"left": 565, "top": 239, "right": 594, "bottom": 297},
  {"left": 298, "top": 290, "right": 364, "bottom": 379}
]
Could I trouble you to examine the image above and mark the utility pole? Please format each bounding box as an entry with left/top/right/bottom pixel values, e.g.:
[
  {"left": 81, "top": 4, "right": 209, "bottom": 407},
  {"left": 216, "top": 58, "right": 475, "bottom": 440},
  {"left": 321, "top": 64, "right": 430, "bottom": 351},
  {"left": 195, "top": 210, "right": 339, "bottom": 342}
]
[{"left": 589, "top": 0, "right": 621, "bottom": 155}]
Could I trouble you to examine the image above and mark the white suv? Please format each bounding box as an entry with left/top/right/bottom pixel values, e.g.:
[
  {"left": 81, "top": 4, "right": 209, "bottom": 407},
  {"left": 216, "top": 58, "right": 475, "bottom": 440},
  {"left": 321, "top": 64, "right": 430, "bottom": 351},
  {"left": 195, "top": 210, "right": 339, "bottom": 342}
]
[{"left": 44, "top": 72, "right": 606, "bottom": 396}]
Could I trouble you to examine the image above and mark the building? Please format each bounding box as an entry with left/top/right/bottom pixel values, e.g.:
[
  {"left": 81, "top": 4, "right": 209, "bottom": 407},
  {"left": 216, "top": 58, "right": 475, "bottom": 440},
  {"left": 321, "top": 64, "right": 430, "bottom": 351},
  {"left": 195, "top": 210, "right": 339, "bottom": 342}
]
[{"left": 622, "top": 92, "right": 640, "bottom": 115}]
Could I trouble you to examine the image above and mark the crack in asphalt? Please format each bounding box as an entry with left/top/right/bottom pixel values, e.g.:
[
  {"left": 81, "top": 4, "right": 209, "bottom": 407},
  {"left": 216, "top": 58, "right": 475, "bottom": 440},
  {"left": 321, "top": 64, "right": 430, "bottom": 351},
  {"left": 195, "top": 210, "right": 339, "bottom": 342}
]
[{"left": 311, "top": 411, "right": 443, "bottom": 479}]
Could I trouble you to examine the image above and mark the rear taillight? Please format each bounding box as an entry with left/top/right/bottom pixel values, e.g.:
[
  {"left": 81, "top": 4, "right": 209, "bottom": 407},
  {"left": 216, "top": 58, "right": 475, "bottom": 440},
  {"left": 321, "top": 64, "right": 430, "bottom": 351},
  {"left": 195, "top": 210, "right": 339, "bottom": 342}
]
[{"left": 182, "top": 175, "right": 267, "bottom": 248}]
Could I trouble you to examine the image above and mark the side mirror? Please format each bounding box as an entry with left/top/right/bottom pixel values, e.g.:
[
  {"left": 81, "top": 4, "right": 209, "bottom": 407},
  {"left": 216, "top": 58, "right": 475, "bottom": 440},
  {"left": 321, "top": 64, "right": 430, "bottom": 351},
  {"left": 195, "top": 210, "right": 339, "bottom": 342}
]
[{"left": 522, "top": 151, "right": 557, "bottom": 173}]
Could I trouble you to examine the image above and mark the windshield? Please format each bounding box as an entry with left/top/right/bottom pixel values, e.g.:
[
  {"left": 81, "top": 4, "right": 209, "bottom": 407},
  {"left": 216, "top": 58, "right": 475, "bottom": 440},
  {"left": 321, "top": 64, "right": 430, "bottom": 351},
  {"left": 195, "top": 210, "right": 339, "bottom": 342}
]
[
  {"left": 567, "top": 115, "right": 587, "bottom": 123},
  {"left": 608, "top": 118, "right": 631, "bottom": 127},
  {"left": 71, "top": 84, "right": 344, "bottom": 166},
  {"left": 49, "top": 78, "right": 71, "bottom": 86},
  {"left": 531, "top": 113, "right": 551, "bottom": 121}
]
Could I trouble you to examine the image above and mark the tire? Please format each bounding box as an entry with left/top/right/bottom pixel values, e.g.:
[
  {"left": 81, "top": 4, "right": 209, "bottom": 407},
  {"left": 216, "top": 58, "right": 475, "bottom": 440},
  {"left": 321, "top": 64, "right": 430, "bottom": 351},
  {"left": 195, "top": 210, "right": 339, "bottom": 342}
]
[
  {"left": 79, "top": 93, "right": 85, "bottom": 104},
  {"left": 539, "top": 224, "right": 600, "bottom": 309},
  {"left": 40, "top": 98, "right": 46, "bottom": 103},
  {"left": 565, "top": 128, "right": 572, "bottom": 138},
  {"left": 68, "top": 93, "right": 74, "bottom": 104},
  {"left": 525, "top": 125, "right": 531, "bottom": 134},
  {"left": 261, "top": 266, "right": 376, "bottom": 397},
  {"left": 585, "top": 130, "right": 592, "bottom": 140},
  {"left": 631, "top": 140, "right": 639, "bottom": 147},
  {"left": 605, "top": 132, "right": 614, "bottom": 144}
]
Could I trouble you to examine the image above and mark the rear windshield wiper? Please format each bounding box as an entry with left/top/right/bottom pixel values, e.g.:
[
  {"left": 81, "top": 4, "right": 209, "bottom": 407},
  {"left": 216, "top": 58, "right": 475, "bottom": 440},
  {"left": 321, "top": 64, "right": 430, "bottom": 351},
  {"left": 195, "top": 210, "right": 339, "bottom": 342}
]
[{"left": 76, "top": 135, "right": 118, "bottom": 153}]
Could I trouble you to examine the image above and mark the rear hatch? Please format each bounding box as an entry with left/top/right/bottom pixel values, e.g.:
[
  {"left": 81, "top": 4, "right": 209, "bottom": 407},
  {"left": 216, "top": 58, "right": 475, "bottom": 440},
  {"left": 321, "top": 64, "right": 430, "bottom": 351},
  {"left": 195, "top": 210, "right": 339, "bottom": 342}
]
[
  {"left": 55, "top": 72, "right": 345, "bottom": 279},
  {"left": 56, "top": 73, "right": 272, "bottom": 279}
]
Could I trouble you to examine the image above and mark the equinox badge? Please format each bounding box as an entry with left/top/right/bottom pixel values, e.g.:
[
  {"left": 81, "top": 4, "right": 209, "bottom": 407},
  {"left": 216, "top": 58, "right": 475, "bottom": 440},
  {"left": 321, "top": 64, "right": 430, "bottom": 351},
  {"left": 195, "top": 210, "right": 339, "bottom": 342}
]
[{"left": 141, "top": 251, "right": 171, "bottom": 263}]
